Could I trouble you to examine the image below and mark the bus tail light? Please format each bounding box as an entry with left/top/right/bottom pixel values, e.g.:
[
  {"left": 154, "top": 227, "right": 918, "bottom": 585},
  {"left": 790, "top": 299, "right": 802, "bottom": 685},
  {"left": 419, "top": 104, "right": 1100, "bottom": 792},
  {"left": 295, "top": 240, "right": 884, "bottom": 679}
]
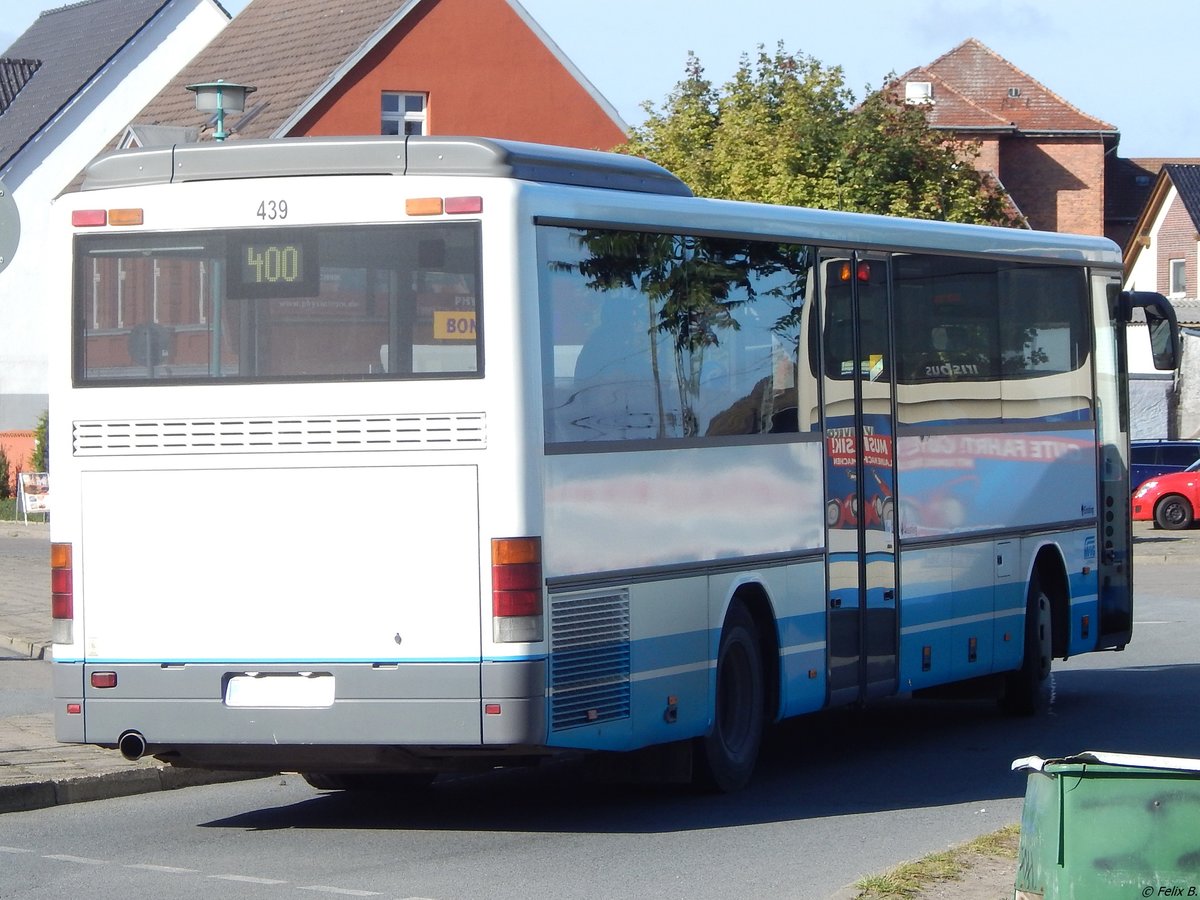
[
  {"left": 492, "top": 537, "right": 543, "bottom": 643},
  {"left": 71, "top": 209, "right": 144, "bottom": 227},
  {"left": 108, "top": 208, "right": 144, "bottom": 226},
  {"left": 51, "top": 542, "right": 74, "bottom": 644},
  {"left": 405, "top": 196, "right": 482, "bottom": 216},
  {"left": 406, "top": 197, "right": 443, "bottom": 216},
  {"left": 72, "top": 209, "right": 107, "bottom": 227},
  {"left": 444, "top": 196, "right": 483, "bottom": 214}
]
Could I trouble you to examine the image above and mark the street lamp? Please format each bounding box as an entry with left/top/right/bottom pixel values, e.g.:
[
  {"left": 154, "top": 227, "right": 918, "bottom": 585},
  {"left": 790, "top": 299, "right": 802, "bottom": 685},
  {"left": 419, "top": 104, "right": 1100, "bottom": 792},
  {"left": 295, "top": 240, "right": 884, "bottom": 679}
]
[{"left": 185, "top": 79, "right": 256, "bottom": 142}]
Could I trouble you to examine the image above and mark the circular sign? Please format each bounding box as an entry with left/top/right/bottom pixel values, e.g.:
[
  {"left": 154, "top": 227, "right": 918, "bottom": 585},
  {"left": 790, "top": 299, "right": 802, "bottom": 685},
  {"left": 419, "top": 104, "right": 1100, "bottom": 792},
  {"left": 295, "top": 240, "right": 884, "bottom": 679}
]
[{"left": 0, "top": 180, "right": 19, "bottom": 275}]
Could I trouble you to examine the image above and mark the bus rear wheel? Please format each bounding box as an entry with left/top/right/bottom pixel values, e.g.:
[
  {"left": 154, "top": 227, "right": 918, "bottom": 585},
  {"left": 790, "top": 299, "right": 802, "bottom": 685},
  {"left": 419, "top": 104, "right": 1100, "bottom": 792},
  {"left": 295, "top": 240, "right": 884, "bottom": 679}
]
[
  {"left": 695, "top": 602, "right": 765, "bottom": 792},
  {"left": 1000, "top": 576, "right": 1052, "bottom": 716}
]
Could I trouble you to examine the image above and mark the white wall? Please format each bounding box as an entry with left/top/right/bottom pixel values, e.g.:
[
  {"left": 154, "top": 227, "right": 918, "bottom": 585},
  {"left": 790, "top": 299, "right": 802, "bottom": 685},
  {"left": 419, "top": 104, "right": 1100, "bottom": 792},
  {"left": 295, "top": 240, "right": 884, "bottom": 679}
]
[
  {"left": 1129, "top": 374, "right": 1172, "bottom": 440},
  {"left": 1176, "top": 332, "right": 1200, "bottom": 440},
  {"left": 1123, "top": 186, "right": 1174, "bottom": 377},
  {"left": 0, "top": 0, "right": 227, "bottom": 430}
]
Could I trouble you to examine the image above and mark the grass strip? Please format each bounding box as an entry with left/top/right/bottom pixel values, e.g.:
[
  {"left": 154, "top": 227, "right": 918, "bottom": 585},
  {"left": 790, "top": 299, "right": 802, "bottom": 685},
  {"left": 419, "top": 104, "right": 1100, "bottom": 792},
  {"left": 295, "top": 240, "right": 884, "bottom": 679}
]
[{"left": 852, "top": 823, "right": 1020, "bottom": 899}]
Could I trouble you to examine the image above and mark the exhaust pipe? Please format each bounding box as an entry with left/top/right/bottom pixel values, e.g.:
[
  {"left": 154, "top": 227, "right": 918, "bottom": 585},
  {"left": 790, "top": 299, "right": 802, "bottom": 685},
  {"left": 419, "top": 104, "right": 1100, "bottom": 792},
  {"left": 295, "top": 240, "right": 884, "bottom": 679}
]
[{"left": 118, "top": 730, "right": 148, "bottom": 761}]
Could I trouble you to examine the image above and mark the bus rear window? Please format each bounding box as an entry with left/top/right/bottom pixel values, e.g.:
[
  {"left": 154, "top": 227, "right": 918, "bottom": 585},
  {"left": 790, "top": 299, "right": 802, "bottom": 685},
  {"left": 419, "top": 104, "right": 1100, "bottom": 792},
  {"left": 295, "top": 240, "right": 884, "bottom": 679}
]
[{"left": 74, "top": 222, "right": 481, "bottom": 383}]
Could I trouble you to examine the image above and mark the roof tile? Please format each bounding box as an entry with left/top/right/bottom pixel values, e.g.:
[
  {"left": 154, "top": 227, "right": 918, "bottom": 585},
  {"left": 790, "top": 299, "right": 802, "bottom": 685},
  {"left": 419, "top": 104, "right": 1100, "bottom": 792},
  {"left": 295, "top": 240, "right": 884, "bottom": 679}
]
[
  {"left": 0, "top": 0, "right": 169, "bottom": 171},
  {"left": 131, "top": 0, "right": 407, "bottom": 140},
  {"left": 894, "top": 38, "right": 1115, "bottom": 134},
  {"left": 0, "top": 58, "right": 42, "bottom": 114}
]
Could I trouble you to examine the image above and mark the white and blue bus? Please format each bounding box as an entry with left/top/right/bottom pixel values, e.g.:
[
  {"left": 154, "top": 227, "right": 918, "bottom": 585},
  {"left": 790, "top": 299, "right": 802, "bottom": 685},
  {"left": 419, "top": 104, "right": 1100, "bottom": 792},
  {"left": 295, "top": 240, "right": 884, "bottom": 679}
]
[{"left": 48, "top": 136, "right": 1179, "bottom": 791}]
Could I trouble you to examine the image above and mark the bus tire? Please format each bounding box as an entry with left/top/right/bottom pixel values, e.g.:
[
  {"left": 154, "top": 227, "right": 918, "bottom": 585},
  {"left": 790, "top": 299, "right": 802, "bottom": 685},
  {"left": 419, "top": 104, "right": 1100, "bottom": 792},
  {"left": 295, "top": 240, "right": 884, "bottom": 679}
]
[
  {"left": 302, "top": 772, "right": 435, "bottom": 793},
  {"left": 1000, "top": 576, "right": 1052, "bottom": 716},
  {"left": 695, "top": 602, "right": 765, "bottom": 792},
  {"left": 1154, "top": 495, "right": 1194, "bottom": 530}
]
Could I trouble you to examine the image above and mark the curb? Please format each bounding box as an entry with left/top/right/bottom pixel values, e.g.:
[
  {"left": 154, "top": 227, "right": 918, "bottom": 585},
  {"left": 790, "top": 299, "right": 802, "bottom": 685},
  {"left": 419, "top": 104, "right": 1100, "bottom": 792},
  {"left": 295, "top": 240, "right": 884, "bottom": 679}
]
[
  {"left": 0, "top": 632, "right": 49, "bottom": 660},
  {"left": 0, "top": 768, "right": 273, "bottom": 815}
]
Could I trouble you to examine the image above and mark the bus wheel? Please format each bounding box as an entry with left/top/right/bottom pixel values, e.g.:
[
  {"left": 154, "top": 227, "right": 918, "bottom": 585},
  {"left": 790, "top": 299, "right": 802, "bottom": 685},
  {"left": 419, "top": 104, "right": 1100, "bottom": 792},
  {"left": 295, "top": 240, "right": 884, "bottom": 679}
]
[
  {"left": 1154, "top": 495, "right": 1194, "bottom": 530},
  {"left": 302, "top": 772, "right": 435, "bottom": 793},
  {"left": 1000, "top": 576, "right": 1052, "bottom": 716},
  {"left": 696, "top": 602, "right": 765, "bottom": 792}
]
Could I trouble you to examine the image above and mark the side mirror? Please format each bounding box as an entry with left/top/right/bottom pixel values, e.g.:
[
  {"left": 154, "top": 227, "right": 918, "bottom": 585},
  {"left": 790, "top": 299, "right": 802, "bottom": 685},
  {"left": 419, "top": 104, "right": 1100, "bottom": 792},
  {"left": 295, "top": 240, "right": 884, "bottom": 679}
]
[{"left": 1121, "top": 290, "right": 1180, "bottom": 371}]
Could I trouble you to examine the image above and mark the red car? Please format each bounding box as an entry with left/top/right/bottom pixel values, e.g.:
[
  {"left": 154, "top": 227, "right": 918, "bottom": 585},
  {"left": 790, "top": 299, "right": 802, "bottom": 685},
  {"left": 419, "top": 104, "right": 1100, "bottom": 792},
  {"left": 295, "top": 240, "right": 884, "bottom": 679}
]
[{"left": 1132, "top": 459, "right": 1200, "bottom": 529}]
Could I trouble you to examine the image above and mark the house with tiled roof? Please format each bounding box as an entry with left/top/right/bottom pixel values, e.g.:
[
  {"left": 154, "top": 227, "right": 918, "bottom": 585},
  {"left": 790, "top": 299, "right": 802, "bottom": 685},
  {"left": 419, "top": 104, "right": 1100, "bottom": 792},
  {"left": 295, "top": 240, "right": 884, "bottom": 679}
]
[
  {"left": 1107, "top": 156, "right": 1200, "bottom": 252},
  {"left": 125, "top": 0, "right": 627, "bottom": 150},
  {"left": 1124, "top": 164, "right": 1200, "bottom": 438},
  {"left": 893, "top": 38, "right": 1117, "bottom": 237},
  {"left": 0, "top": 0, "right": 228, "bottom": 435}
]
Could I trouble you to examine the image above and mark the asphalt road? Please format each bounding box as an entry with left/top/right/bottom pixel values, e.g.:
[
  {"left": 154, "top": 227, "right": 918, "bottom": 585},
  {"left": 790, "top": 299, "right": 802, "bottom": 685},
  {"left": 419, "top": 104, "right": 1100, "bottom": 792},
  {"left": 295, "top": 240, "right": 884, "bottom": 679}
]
[{"left": 0, "top": 533, "right": 1195, "bottom": 899}]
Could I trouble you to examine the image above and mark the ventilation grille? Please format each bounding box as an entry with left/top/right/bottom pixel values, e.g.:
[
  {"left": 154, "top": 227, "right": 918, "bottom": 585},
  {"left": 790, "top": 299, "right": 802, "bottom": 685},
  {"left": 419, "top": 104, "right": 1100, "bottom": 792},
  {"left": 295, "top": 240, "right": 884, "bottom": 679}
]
[
  {"left": 73, "top": 413, "right": 486, "bottom": 456},
  {"left": 549, "top": 589, "right": 631, "bottom": 731}
]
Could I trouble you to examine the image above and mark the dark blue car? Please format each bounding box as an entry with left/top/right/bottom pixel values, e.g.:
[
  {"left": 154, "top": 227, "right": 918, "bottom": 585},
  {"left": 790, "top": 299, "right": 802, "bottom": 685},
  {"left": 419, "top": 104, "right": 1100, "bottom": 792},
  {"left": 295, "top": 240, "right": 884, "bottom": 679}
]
[{"left": 1130, "top": 440, "right": 1200, "bottom": 491}]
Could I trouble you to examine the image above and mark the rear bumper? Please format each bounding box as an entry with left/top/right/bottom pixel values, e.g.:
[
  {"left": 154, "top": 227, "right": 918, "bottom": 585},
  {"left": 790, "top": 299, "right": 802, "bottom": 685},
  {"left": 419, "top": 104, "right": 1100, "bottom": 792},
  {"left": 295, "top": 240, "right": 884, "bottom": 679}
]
[{"left": 54, "top": 659, "right": 548, "bottom": 768}]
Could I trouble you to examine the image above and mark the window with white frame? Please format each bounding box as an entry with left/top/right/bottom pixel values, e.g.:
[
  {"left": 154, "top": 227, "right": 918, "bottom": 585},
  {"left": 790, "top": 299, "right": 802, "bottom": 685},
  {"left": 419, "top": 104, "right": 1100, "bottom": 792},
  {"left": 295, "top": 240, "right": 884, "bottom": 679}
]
[
  {"left": 382, "top": 92, "right": 427, "bottom": 136},
  {"left": 1169, "top": 258, "right": 1186, "bottom": 297}
]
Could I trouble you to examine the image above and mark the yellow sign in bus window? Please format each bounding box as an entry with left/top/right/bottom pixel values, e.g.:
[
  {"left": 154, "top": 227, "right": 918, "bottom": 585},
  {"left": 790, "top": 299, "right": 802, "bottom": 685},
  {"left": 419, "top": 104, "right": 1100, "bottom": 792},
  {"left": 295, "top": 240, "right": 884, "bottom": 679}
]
[{"left": 433, "top": 310, "right": 476, "bottom": 341}]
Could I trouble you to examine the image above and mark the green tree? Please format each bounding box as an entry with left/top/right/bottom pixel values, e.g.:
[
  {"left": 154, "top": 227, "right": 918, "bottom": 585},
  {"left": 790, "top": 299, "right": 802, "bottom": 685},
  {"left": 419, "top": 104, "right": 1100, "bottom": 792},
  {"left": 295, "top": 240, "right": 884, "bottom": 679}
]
[
  {"left": 624, "top": 53, "right": 722, "bottom": 198},
  {"left": 0, "top": 445, "right": 10, "bottom": 501},
  {"left": 31, "top": 410, "right": 48, "bottom": 472},
  {"left": 622, "top": 44, "right": 1017, "bottom": 226}
]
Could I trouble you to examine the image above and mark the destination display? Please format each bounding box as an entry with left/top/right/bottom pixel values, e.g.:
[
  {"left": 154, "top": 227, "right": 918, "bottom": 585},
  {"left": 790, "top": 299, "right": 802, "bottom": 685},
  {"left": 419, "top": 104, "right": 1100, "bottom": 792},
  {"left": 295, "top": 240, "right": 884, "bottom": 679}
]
[{"left": 228, "top": 235, "right": 317, "bottom": 299}]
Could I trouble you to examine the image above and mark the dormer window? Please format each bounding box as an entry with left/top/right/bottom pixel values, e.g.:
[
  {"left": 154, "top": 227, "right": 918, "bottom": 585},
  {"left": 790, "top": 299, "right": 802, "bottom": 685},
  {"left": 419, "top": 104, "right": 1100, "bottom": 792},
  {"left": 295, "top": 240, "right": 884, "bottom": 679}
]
[{"left": 905, "top": 81, "right": 933, "bottom": 104}]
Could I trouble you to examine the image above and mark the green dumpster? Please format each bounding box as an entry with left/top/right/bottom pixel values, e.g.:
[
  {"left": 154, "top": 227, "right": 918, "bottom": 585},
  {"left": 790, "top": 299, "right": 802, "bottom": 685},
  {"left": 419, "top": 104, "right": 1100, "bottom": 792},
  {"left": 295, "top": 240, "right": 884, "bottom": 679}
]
[{"left": 1012, "top": 751, "right": 1200, "bottom": 900}]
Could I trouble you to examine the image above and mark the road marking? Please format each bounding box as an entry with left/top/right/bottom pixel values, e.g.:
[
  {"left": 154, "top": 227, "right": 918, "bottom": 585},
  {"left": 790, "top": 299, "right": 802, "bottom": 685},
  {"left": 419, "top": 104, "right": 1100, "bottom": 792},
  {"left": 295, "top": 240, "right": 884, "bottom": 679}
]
[
  {"left": 298, "top": 886, "right": 382, "bottom": 896},
  {"left": 43, "top": 854, "right": 108, "bottom": 865},
  {"left": 211, "top": 874, "right": 289, "bottom": 885},
  {"left": 21, "top": 849, "right": 388, "bottom": 897}
]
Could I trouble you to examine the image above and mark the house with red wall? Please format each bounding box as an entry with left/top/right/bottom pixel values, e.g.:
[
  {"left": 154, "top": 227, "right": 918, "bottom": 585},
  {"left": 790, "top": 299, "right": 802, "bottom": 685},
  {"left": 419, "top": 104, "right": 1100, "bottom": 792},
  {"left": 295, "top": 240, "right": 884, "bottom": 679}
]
[
  {"left": 124, "top": 0, "right": 627, "bottom": 151},
  {"left": 0, "top": 430, "right": 35, "bottom": 495}
]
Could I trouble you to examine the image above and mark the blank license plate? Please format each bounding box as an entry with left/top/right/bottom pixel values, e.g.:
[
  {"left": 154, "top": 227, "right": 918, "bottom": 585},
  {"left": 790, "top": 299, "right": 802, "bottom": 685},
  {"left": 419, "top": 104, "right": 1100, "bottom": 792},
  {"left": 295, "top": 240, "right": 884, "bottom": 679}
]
[{"left": 224, "top": 673, "right": 335, "bottom": 708}]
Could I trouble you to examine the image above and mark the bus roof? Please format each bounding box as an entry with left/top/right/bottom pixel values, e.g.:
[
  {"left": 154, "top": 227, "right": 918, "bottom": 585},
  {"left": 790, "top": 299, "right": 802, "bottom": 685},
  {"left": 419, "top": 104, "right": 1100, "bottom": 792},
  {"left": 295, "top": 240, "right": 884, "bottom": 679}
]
[
  {"left": 80, "top": 135, "right": 694, "bottom": 197},
  {"left": 75, "top": 135, "right": 1121, "bottom": 266}
]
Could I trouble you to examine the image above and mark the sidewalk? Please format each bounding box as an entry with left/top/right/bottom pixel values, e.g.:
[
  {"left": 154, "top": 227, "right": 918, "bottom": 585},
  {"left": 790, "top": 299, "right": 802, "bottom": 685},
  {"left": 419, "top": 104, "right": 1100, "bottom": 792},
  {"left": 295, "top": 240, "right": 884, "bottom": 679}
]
[{"left": 0, "top": 521, "right": 260, "bottom": 814}]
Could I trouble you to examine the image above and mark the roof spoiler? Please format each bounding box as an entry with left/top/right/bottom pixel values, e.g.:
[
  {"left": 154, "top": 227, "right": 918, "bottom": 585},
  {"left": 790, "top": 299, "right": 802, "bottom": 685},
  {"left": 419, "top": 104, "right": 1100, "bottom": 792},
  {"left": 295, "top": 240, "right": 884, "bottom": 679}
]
[{"left": 80, "top": 135, "right": 693, "bottom": 198}]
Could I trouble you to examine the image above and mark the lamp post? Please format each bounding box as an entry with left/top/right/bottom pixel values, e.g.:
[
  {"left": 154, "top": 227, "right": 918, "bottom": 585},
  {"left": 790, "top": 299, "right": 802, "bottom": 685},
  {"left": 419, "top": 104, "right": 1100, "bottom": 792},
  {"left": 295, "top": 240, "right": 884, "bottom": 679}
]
[{"left": 185, "top": 79, "right": 256, "bottom": 142}]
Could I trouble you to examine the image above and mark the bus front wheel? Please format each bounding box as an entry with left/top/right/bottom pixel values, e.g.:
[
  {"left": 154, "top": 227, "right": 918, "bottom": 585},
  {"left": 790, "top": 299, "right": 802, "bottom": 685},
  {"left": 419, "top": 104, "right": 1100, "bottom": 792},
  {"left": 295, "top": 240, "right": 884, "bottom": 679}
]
[
  {"left": 1000, "top": 577, "right": 1052, "bottom": 716},
  {"left": 696, "top": 602, "right": 765, "bottom": 792}
]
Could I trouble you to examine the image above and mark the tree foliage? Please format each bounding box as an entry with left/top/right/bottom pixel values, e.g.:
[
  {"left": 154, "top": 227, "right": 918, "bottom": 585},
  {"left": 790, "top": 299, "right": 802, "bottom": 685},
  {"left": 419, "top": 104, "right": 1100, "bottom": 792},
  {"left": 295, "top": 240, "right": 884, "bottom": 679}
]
[
  {"left": 621, "top": 44, "right": 1017, "bottom": 226},
  {"left": 32, "top": 410, "right": 48, "bottom": 472}
]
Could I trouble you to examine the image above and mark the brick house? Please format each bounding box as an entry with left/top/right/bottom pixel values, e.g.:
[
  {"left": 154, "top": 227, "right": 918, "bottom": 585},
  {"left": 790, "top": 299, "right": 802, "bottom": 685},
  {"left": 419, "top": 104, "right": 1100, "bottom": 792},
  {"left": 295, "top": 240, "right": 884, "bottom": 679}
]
[
  {"left": 893, "top": 38, "right": 1117, "bottom": 237},
  {"left": 1107, "top": 156, "right": 1200, "bottom": 251},
  {"left": 124, "top": 0, "right": 627, "bottom": 150}
]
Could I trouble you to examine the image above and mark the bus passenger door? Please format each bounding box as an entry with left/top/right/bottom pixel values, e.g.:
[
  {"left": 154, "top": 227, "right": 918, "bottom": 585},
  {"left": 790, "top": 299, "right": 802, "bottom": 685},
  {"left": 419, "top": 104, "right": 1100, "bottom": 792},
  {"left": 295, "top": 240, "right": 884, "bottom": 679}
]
[{"left": 820, "top": 251, "right": 899, "bottom": 706}]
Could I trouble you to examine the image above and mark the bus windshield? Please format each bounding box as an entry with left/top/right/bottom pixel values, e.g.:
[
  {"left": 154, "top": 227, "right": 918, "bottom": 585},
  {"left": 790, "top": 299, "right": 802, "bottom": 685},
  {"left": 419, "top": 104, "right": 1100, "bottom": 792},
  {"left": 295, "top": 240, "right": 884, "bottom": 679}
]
[{"left": 74, "top": 221, "right": 481, "bottom": 383}]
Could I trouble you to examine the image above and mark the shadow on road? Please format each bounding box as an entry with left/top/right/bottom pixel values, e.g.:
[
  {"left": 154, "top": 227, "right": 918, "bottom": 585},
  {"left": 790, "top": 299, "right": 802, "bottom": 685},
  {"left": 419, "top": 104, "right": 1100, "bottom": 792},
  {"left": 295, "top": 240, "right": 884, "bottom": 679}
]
[{"left": 200, "top": 661, "right": 1200, "bottom": 835}]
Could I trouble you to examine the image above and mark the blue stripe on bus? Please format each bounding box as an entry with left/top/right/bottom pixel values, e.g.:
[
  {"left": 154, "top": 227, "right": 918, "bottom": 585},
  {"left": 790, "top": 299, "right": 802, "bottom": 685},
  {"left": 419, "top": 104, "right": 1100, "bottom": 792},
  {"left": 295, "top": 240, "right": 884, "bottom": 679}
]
[{"left": 912, "top": 408, "right": 1091, "bottom": 428}]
